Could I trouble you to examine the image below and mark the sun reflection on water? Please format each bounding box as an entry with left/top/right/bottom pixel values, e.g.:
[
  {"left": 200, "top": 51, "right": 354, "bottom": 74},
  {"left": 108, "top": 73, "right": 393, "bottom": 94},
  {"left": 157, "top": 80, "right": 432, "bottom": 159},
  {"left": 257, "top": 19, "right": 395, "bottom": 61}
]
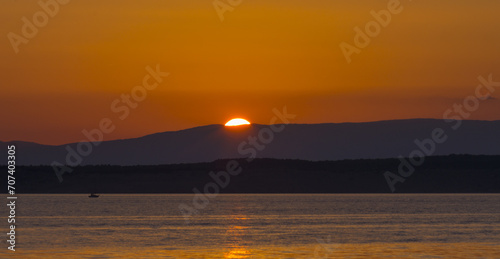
[
  {"left": 223, "top": 217, "right": 251, "bottom": 258},
  {"left": 224, "top": 248, "right": 251, "bottom": 258},
  {"left": 222, "top": 203, "right": 252, "bottom": 258}
]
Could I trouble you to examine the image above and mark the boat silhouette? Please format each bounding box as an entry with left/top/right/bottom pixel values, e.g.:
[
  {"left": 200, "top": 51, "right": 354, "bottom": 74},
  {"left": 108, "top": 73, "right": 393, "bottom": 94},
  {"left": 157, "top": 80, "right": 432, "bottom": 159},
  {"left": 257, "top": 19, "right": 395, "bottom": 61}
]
[{"left": 88, "top": 193, "right": 99, "bottom": 198}]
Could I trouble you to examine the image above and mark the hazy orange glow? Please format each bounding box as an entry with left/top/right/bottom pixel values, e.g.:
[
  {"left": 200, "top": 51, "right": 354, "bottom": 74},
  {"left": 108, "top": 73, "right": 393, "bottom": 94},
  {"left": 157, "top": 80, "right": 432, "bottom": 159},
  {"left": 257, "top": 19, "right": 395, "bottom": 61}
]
[
  {"left": 1, "top": 0, "right": 499, "bottom": 144},
  {"left": 225, "top": 119, "right": 251, "bottom": 127}
]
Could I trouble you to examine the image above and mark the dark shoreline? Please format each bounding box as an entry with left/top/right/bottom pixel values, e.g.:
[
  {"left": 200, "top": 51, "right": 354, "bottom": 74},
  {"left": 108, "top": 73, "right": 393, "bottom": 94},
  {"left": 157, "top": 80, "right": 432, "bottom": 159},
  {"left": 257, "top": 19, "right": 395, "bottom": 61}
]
[{"left": 6, "top": 155, "right": 500, "bottom": 194}]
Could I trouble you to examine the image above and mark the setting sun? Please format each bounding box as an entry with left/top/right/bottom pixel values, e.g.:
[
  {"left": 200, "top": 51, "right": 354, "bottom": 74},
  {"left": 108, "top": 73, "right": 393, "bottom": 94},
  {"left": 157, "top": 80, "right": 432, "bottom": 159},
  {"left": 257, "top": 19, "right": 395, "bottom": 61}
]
[{"left": 225, "top": 118, "right": 251, "bottom": 127}]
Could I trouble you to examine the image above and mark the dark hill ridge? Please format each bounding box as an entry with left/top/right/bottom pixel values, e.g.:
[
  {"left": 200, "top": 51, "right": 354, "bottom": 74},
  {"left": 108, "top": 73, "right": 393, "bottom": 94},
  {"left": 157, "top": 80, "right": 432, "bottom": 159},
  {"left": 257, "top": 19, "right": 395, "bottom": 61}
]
[
  {"left": 7, "top": 155, "right": 500, "bottom": 193},
  {"left": 2, "top": 119, "right": 500, "bottom": 165}
]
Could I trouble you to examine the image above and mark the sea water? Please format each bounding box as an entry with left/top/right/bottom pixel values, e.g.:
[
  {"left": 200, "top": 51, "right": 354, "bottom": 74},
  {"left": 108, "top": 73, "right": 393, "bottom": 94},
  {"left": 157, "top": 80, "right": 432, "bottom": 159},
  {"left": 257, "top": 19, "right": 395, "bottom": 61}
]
[{"left": 2, "top": 194, "right": 499, "bottom": 258}]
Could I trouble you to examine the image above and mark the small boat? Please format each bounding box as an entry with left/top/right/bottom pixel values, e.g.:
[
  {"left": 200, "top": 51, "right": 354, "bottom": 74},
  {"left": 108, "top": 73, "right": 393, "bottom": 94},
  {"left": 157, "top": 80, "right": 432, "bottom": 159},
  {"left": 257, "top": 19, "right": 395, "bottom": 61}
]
[{"left": 88, "top": 193, "right": 99, "bottom": 198}]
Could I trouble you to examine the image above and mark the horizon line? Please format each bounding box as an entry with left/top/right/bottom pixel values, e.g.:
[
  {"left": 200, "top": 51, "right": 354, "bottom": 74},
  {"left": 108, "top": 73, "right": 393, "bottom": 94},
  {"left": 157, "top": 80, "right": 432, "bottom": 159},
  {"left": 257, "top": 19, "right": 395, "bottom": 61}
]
[{"left": 3, "top": 117, "right": 500, "bottom": 146}]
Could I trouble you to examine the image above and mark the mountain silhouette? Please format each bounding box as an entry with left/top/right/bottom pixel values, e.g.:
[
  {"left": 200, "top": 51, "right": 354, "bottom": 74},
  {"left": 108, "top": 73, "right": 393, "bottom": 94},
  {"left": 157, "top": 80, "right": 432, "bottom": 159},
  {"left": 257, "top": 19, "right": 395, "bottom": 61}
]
[{"left": 3, "top": 119, "right": 500, "bottom": 166}]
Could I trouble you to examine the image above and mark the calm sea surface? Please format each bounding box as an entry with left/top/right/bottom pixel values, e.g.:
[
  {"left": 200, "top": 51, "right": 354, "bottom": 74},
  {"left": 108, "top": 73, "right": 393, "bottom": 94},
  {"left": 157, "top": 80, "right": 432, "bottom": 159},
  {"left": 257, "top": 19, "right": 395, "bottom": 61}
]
[{"left": 2, "top": 194, "right": 499, "bottom": 258}]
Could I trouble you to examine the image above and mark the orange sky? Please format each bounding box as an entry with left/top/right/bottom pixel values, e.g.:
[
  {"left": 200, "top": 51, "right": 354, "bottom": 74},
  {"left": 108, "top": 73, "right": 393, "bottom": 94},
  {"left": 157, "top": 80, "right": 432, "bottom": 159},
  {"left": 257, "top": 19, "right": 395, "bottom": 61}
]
[{"left": 1, "top": 0, "right": 500, "bottom": 145}]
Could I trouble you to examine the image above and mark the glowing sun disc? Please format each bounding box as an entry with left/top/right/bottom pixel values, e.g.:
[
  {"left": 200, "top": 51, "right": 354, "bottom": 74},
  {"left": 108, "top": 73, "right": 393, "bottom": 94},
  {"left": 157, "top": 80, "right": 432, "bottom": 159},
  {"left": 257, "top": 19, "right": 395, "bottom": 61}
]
[{"left": 225, "top": 118, "right": 251, "bottom": 126}]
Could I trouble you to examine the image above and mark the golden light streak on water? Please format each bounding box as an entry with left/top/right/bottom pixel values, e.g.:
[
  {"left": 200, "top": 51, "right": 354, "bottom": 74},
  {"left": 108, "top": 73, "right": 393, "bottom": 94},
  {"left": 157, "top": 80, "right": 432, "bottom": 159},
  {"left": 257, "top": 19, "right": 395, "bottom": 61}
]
[{"left": 4, "top": 243, "right": 500, "bottom": 258}]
